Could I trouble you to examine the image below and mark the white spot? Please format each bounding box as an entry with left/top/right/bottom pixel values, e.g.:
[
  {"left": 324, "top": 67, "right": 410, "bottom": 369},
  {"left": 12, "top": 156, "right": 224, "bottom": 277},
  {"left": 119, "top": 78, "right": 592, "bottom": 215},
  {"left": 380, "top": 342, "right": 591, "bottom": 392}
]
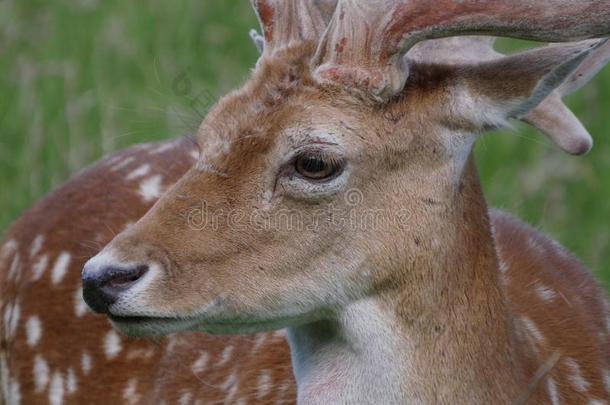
[
  {"left": 123, "top": 379, "right": 141, "bottom": 405},
  {"left": 253, "top": 333, "right": 268, "bottom": 350},
  {"left": 603, "top": 369, "right": 610, "bottom": 393},
  {"left": 218, "top": 345, "right": 234, "bottom": 367},
  {"left": 30, "top": 235, "right": 45, "bottom": 258},
  {"left": 1, "top": 240, "right": 17, "bottom": 252},
  {"left": 565, "top": 358, "right": 590, "bottom": 392},
  {"left": 126, "top": 164, "right": 151, "bottom": 181},
  {"left": 51, "top": 252, "right": 72, "bottom": 285},
  {"left": 104, "top": 330, "right": 122, "bottom": 360},
  {"left": 3, "top": 302, "right": 21, "bottom": 339},
  {"left": 150, "top": 142, "right": 175, "bottom": 155},
  {"left": 521, "top": 316, "right": 545, "bottom": 343},
  {"left": 0, "top": 354, "right": 19, "bottom": 405},
  {"left": 1, "top": 353, "right": 22, "bottom": 405},
  {"left": 31, "top": 254, "right": 49, "bottom": 281},
  {"left": 8, "top": 378, "right": 21, "bottom": 405},
  {"left": 589, "top": 400, "right": 607, "bottom": 405},
  {"left": 81, "top": 352, "right": 93, "bottom": 375},
  {"left": 126, "top": 348, "right": 155, "bottom": 360},
  {"left": 192, "top": 352, "right": 209, "bottom": 374},
  {"left": 139, "top": 175, "right": 163, "bottom": 202},
  {"left": 74, "top": 287, "right": 88, "bottom": 318},
  {"left": 257, "top": 370, "right": 272, "bottom": 399},
  {"left": 220, "top": 372, "right": 239, "bottom": 403},
  {"left": 26, "top": 316, "right": 42, "bottom": 347},
  {"left": 536, "top": 284, "right": 557, "bottom": 302},
  {"left": 179, "top": 391, "right": 192, "bottom": 405},
  {"left": 189, "top": 150, "right": 200, "bottom": 161},
  {"left": 0, "top": 240, "right": 17, "bottom": 263},
  {"left": 498, "top": 260, "right": 509, "bottom": 274},
  {"left": 66, "top": 368, "right": 77, "bottom": 395},
  {"left": 33, "top": 355, "right": 50, "bottom": 393},
  {"left": 8, "top": 254, "right": 21, "bottom": 281},
  {"left": 49, "top": 371, "right": 64, "bottom": 405},
  {"left": 111, "top": 156, "right": 136, "bottom": 171},
  {"left": 546, "top": 376, "right": 560, "bottom": 405},
  {"left": 164, "top": 335, "right": 179, "bottom": 353}
]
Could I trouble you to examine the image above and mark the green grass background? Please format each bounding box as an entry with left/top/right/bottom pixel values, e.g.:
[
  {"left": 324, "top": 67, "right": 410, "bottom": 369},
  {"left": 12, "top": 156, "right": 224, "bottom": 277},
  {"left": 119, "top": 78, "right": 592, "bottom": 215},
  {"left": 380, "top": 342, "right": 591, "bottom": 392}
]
[{"left": 1, "top": 1, "right": 609, "bottom": 286}]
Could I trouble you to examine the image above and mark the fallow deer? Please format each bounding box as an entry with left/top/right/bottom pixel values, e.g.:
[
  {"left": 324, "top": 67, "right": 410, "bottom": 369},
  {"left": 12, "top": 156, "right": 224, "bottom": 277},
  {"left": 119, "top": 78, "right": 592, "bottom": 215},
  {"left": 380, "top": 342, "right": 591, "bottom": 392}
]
[{"left": 2, "top": 0, "right": 610, "bottom": 404}]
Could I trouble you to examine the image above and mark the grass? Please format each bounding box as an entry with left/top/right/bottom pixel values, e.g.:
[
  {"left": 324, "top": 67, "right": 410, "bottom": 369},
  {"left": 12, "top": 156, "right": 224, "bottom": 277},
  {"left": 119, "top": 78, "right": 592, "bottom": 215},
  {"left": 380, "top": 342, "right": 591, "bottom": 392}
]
[{"left": 1, "top": 0, "right": 609, "bottom": 286}]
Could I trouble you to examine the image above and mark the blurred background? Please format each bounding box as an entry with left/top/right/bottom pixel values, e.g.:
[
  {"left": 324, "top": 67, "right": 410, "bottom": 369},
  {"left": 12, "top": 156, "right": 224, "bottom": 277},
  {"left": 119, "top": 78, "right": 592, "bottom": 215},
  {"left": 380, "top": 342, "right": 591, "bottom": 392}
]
[{"left": 0, "top": 1, "right": 609, "bottom": 286}]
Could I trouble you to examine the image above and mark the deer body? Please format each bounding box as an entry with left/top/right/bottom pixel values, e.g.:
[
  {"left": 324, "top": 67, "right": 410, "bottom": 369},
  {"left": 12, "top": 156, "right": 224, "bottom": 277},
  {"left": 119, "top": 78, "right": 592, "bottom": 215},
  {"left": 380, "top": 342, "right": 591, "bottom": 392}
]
[{"left": 4, "top": 0, "right": 610, "bottom": 404}]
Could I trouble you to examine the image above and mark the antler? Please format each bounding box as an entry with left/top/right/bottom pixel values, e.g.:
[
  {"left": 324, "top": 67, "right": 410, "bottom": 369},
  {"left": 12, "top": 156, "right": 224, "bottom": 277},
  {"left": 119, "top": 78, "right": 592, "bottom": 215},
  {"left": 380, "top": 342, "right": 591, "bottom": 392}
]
[
  {"left": 315, "top": 0, "right": 610, "bottom": 99},
  {"left": 251, "top": 0, "right": 338, "bottom": 57}
]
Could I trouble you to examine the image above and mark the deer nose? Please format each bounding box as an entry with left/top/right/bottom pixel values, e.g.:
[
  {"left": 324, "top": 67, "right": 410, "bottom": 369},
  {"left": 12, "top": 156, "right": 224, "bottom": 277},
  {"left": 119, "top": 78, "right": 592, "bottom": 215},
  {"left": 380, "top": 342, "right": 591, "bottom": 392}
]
[{"left": 82, "top": 264, "right": 148, "bottom": 314}]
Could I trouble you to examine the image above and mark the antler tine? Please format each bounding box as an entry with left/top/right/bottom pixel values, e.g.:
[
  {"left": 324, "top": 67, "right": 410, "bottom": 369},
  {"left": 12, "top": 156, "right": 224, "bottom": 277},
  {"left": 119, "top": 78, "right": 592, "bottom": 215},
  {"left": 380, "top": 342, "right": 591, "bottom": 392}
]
[
  {"left": 315, "top": 0, "right": 610, "bottom": 99},
  {"left": 251, "top": 0, "right": 338, "bottom": 57}
]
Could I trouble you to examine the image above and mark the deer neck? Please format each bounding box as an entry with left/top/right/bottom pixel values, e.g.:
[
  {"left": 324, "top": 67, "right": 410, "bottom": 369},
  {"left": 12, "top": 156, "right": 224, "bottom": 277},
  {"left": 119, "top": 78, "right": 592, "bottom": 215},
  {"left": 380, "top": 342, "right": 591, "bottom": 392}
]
[{"left": 287, "top": 158, "right": 525, "bottom": 405}]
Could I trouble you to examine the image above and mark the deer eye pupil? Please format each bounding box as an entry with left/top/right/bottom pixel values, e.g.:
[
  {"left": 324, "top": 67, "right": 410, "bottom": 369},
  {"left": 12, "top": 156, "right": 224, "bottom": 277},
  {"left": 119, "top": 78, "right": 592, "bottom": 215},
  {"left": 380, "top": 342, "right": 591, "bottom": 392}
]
[{"left": 295, "top": 154, "right": 342, "bottom": 180}]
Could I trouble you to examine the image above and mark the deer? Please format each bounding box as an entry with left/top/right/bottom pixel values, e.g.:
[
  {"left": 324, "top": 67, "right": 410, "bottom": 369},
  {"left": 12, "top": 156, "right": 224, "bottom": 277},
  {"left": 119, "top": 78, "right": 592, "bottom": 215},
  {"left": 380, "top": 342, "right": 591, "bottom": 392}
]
[{"left": 2, "top": 0, "right": 610, "bottom": 404}]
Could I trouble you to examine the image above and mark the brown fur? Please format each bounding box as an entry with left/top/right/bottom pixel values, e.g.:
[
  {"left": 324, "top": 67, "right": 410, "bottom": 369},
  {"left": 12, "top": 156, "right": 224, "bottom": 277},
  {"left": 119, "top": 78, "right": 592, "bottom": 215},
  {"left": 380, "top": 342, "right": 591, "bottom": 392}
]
[{"left": 3, "top": 1, "right": 610, "bottom": 403}]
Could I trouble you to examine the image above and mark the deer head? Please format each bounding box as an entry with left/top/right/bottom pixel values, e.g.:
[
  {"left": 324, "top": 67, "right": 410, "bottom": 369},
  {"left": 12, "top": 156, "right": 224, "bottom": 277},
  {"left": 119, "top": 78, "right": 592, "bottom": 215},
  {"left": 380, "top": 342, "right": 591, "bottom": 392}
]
[{"left": 82, "top": 0, "right": 610, "bottom": 342}]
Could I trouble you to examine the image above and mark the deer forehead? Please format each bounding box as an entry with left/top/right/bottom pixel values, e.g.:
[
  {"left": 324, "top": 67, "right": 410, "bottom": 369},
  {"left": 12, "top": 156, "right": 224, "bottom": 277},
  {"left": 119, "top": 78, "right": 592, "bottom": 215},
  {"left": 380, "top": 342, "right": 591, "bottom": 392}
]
[
  {"left": 190, "top": 57, "right": 467, "bottom": 186},
  {"left": 196, "top": 103, "right": 348, "bottom": 173},
  {"left": 193, "top": 85, "right": 305, "bottom": 171}
]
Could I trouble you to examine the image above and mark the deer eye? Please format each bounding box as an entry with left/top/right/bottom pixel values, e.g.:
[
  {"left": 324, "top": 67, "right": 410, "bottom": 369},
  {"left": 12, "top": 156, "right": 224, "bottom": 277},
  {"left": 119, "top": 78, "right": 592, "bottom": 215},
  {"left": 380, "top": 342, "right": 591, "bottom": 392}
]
[{"left": 294, "top": 153, "right": 344, "bottom": 181}]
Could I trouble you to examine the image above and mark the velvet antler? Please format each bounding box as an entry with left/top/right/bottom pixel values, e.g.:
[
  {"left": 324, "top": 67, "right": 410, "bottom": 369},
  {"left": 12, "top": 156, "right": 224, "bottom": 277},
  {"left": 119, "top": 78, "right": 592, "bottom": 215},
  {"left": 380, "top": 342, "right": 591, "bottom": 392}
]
[
  {"left": 252, "top": 0, "right": 337, "bottom": 56},
  {"left": 315, "top": 0, "right": 610, "bottom": 99}
]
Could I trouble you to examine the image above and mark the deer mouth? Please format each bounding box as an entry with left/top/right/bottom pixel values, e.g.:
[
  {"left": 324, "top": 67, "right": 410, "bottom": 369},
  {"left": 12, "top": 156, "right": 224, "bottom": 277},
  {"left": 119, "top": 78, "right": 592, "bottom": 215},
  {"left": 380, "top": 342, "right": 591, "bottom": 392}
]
[
  {"left": 107, "top": 311, "right": 296, "bottom": 337},
  {"left": 108, "top": 314, "right": 160, "bottom": 324},
  {"left": 107, "top": 313, "right": 202, "bottom": 337},
  {"left": 107, "top": 313, "right": 199, "bottom": 325}
]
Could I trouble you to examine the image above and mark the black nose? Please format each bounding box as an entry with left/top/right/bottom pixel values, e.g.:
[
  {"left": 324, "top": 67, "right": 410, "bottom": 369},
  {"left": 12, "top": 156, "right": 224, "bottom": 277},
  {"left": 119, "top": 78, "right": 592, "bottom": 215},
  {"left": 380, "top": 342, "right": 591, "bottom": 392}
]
[{"left": 82, "top": 265, "right": 148, "bottom": 314}]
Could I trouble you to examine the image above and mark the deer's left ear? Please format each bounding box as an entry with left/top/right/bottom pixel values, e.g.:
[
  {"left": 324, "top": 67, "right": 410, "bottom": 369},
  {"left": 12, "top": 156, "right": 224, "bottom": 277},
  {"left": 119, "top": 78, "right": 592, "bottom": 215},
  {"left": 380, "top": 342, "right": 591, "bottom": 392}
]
[{"left": 453, "top": 40, "right": 607, "bottom": 146}]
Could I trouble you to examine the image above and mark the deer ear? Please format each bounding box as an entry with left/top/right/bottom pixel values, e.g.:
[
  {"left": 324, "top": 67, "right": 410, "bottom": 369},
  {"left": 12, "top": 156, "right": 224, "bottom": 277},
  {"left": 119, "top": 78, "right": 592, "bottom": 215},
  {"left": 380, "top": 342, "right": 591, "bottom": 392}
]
[
  {"left": 522, "top": 40, "right": 610, "bottom": 155},
  {"left": 455, "top": 40, "right": 607, "bottom": 144}
]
